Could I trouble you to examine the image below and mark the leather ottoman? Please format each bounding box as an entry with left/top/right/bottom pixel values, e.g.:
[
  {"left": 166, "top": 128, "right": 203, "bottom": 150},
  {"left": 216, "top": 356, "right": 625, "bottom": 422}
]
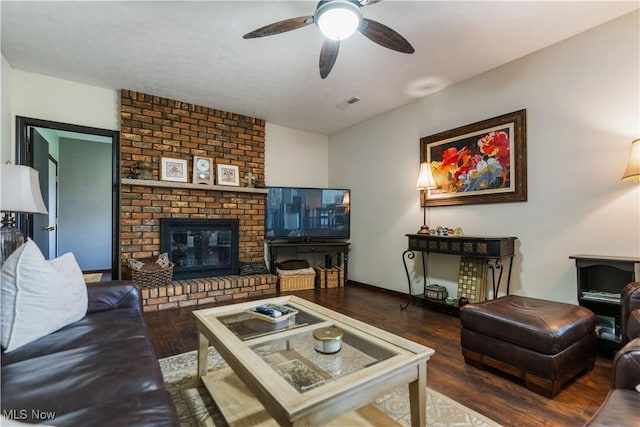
[{"left": 460, "top": 295, "right": 596, "bottom": 398}]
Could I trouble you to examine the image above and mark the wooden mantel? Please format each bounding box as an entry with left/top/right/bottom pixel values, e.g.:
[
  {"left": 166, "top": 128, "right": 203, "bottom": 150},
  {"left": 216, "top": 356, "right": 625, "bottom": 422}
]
[{"left": 121, "top": 178, "right": 269, "bottom": 194}]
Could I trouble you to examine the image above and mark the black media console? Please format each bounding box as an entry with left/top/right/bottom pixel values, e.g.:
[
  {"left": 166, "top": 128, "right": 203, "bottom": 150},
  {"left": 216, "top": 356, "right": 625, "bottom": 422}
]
[{"left": 266, "top": 241, "right": 350, "bottom": 280}]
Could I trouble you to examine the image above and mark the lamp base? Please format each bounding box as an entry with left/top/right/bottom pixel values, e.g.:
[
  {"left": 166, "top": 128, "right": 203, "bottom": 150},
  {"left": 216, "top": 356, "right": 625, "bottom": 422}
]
[
  {"left": 417, "top": 225, "right": 430, "bottom": 234},
  {"left": 1, "top": 213, "right": 25, "bottom": 267}
]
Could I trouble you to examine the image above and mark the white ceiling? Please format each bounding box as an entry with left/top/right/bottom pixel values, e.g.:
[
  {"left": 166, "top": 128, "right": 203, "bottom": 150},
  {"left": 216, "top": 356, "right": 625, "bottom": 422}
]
[{"left": 2, "top": 1, "right": 638, "bottom": 135}]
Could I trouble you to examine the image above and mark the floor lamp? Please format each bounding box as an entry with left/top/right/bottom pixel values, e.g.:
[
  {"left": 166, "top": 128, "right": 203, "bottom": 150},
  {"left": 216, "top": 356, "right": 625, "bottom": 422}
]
[
  {"left": 1, "top": 163, "right": 48, "bottom": 267},
  {"left": 416, "top": 162, "right": 437, "bottom": 234}
]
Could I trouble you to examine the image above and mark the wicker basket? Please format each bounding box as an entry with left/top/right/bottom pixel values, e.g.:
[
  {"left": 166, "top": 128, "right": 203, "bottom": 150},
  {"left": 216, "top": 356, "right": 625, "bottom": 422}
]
[
  {"left": 279, "top": 274, "right": 316, "bottom": 291},
  {"left": 130, "top": 261, "right": 174, "bottom": 289}
]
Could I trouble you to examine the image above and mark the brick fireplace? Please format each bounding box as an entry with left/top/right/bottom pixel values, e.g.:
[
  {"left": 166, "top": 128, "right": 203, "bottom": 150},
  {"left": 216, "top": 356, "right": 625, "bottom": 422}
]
[{"left": 119, "top": 90, "right": 276, "bottom": 311}]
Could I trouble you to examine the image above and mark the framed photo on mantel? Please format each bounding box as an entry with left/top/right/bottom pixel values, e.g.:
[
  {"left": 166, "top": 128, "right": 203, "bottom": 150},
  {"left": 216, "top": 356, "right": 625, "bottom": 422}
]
[
  {"left": 420, "top": 109, "right": 527, "bottom": 207},
  {"left": 217, "top": 163, "right": 240, "bottom": 186},
  {"left": 160, "top": 157, "right": 188, "bottom": 183}
]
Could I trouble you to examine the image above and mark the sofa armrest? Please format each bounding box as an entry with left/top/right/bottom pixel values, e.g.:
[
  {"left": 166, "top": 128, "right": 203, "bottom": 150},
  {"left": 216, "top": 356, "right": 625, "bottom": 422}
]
[
  {"left": 620, "top": 282, "right": 640, "bottom": 345},
  {"left": 87, "top": 281, "right": 142, "bottom": 314},
  {"left": 612, "top": 337, "right": 640, "bottom": 390}
]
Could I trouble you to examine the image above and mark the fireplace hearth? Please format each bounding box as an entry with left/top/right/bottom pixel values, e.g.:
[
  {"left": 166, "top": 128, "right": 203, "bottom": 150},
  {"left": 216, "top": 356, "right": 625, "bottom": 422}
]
[{"left": 160, "top": 218, "right": 239, "bottom": 280}]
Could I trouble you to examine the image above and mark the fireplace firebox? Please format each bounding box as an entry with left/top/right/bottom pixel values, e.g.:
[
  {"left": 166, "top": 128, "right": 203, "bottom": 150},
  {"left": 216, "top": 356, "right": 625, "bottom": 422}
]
[{"left": 160, "top": 218, "right": 239, "bottom": 280}]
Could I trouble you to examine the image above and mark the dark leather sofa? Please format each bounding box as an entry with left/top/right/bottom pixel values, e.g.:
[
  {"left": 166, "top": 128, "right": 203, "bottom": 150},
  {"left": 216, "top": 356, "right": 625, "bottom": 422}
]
[
  {"left": 1, "top": 282, "right": 179, "bottom": 426},
  {"left": 585, "top": 281, "right": 640, "bottom": 426}
]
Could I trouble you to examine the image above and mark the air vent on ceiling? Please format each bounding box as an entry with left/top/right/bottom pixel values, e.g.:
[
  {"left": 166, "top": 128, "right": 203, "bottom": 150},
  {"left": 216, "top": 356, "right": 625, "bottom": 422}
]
[{"left": 336, "top": 96, "right": 361, "bottom": 110}]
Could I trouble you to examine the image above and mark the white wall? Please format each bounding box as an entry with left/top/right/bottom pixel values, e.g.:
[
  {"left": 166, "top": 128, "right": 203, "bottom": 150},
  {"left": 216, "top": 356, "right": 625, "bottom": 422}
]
[
  {"left": 11, "top": 70, "right": 119, "bottom": 133},
  {"left": 265, "top": 123, "right": 329, "bottom": 187},
  {"left": 329, "top": 11, "right": 640, "bottom": 304}
]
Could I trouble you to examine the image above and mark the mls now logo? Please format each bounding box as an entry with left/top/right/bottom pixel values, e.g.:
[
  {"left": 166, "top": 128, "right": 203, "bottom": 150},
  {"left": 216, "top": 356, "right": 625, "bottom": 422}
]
[{"left": 3, "top": 409, "right": 56, "bottom": 421}]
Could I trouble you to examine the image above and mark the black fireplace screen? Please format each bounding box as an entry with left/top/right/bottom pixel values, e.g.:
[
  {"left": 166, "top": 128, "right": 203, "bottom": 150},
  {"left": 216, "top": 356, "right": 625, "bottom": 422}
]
[{"left": 160, "top": 218, "right": 239, "bottom": 279}]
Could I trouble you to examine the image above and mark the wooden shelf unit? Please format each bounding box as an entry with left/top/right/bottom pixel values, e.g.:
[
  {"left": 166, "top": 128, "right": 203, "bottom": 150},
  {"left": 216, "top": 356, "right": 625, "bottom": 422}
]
[{"left": 570, "top": 254, "right": 640, "bottom": 352}]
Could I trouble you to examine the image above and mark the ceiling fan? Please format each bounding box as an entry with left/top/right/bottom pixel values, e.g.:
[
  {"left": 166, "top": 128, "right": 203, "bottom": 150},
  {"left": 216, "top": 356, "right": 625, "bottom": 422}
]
[{"left": 243, "top": 0, "right": 414, "bottom": 79}]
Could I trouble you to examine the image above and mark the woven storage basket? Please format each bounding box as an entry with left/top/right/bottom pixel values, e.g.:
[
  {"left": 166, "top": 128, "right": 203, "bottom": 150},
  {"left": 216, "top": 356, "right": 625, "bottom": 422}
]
[
  {"left": 315, "top": 267, "right": 344, "bottom": 288},
  {"left": 279, "top": 274, "right": 315, "bottom": 291},
  {"left": 130, "top": 261, "right": 174, "bottom": 289}
]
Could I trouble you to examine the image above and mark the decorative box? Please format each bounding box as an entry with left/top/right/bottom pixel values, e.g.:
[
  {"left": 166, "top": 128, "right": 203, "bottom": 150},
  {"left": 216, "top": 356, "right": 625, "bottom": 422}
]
[
  {"left": 425, "top": 284, "right": 448, "bottom": 300},
  {"left": 315, "top": 266, "right": 344, "bottom": 288}
]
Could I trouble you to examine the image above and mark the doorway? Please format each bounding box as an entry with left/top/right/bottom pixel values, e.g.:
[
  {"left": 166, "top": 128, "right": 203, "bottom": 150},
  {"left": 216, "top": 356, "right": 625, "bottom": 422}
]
[{"left": 15, "top": 117, "right": 121, "bottom": 279}]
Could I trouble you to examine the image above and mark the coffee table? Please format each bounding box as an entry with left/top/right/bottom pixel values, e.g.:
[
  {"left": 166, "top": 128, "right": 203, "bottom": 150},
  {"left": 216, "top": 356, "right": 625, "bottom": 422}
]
[{"left": 194, "top": 295, "right": 435, "bottom": 426}]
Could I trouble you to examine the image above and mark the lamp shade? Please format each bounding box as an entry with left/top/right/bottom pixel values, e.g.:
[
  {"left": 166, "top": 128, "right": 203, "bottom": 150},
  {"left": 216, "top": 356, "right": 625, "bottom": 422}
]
[
  {"left": 416, "top": 162, "right": 437, "bottom": 190},
  {"left": 622, "top": 139, "right": 640, "bottom": 182},
  {"left": 315, "top": 0, "right": 362, "bottom": 41},
  {"left": 1, "top": 163, "right": 48, "bottom": 214}
]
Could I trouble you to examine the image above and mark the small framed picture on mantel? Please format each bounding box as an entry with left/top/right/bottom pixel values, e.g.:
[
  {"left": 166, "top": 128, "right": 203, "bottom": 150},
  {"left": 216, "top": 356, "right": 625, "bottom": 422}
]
[
  {"left": 160, "top": 157, "right": 188, "bottom": 182},
  {"left": 217, "top": 163, "right": 240, "bottom": 186}
]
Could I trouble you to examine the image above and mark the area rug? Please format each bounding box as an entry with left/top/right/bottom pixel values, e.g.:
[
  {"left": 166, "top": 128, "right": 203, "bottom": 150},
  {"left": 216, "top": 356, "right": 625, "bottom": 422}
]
[{"left": 159, "top": 349, "right": 501, "bottom": 427}]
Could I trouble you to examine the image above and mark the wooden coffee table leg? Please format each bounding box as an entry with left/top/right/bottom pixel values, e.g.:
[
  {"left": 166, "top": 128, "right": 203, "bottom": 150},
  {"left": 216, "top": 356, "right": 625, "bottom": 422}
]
[
  {"left": 197, "top": 329, "right": 209, "bottom": 380},
  {"left": 408, "top": 363, "right": 427, "bottom": 427}
]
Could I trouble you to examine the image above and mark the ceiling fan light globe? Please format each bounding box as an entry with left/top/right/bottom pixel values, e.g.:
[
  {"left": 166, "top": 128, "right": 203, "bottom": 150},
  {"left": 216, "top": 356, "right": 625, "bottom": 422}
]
[{"left": 316, "top": 1, "right": 362, "bottom": 41}]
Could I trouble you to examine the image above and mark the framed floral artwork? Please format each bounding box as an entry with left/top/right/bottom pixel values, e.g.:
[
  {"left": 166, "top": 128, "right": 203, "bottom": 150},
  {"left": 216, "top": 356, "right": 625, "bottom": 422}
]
[
  {"left": 160, "top": 157, "right": 188, "bottom": 182},
  {"left": 420, "top": 109, "right": 527, "bottom": 207},
  {"left": 216, "top": 163, "right": 240, "bottom": 186}
]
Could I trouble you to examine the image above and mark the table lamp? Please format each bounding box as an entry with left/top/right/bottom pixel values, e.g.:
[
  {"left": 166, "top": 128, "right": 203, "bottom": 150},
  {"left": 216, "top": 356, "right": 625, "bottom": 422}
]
[
  {"left": 622, "top": 138, "right": 640, "bottom": 182},
  {"left": 1, "top": 163, "right": 48, "bottom": 266},
  {"left": 416, "top": 162, "right": 437, "bottom": 234}
]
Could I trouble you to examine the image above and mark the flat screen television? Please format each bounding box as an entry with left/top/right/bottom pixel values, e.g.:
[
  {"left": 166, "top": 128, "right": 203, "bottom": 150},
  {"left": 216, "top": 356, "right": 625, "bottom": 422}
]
[{"left": 265, "top": 187, "right": 350, "bottom": 241}]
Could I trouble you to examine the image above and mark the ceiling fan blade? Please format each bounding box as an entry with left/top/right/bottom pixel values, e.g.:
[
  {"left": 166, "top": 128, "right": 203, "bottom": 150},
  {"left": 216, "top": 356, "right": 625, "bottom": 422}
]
[
  {"left": 243, "top": 16, "right": 313, "bottom": 39},
  {"left": 359, "top": 18, "right": 414, "bottom": 54},
  {"left": 319, "top": 39, "right": 340, "bottom": 79}
]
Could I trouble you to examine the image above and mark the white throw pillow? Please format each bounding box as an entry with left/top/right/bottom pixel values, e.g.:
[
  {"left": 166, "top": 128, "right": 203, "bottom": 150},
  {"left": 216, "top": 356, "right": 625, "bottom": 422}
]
[{"left": 1, "top": 239, "right": 88, "bottom": 352}]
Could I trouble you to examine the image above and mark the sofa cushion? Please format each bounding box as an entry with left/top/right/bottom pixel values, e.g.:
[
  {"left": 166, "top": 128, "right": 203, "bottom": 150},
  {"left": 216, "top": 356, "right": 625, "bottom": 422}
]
[
  {"left": 1, "top": 307, "right": 146, "bottom": 366},
  {"left": 49, "top": 389, "right": 179, "bottom": 427},
  {"left": 1, "top": 240, "right": 88, "bottom": 352},
  {"left": 1, "top": 337, "right": 166, "bottom": 418}
]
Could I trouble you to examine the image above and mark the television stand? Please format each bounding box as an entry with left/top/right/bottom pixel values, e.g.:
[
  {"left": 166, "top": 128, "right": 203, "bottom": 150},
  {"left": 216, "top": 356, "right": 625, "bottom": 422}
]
[{"left": 267, "top": 241, "right": 350, "bottom": 280}]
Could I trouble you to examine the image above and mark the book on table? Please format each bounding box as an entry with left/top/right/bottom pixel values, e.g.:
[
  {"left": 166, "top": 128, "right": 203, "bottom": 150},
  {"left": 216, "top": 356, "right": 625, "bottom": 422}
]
[{"left": 581, "top": 290, "right": 621, "bottom": 303}]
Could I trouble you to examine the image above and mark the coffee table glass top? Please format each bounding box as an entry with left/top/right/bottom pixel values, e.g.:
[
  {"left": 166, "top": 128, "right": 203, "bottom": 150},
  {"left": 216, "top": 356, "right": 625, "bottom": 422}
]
[
  {"left": 215, "top": 302, "right": 400, "bottom": 394},
  {"left": 250, "top": 327, "right": 397, "bottom": 393},
  {"left": 218, "top": 305, "right": 323, "bottom": 340}
]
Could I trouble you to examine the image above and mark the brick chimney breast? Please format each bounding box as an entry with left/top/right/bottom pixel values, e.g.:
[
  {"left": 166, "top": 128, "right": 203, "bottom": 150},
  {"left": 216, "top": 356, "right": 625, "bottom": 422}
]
[{"left": 119, "top": 90, "right": 266, "bottom": 277}]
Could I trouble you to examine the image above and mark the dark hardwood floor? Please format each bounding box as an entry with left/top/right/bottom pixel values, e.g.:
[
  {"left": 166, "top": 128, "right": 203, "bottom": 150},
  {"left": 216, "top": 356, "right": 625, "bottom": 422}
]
[{"left": 144, "top": 284, "right": 612, "bottom": 427}]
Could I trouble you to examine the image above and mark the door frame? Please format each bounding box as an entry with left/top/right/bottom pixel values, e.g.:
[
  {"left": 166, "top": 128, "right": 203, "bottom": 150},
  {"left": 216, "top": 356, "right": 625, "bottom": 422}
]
[
  {"left": 48, "top": 155, "right": 59, "bottom": 259},
  {"left": 15, "top": 116, "right": 121, "bottom": 279}
]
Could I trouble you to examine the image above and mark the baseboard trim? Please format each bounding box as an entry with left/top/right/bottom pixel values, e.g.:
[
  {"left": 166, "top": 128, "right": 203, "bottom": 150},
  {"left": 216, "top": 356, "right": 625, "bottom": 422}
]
[{"left": 347, "top": 280, "right": 408, "bottom": 298}]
